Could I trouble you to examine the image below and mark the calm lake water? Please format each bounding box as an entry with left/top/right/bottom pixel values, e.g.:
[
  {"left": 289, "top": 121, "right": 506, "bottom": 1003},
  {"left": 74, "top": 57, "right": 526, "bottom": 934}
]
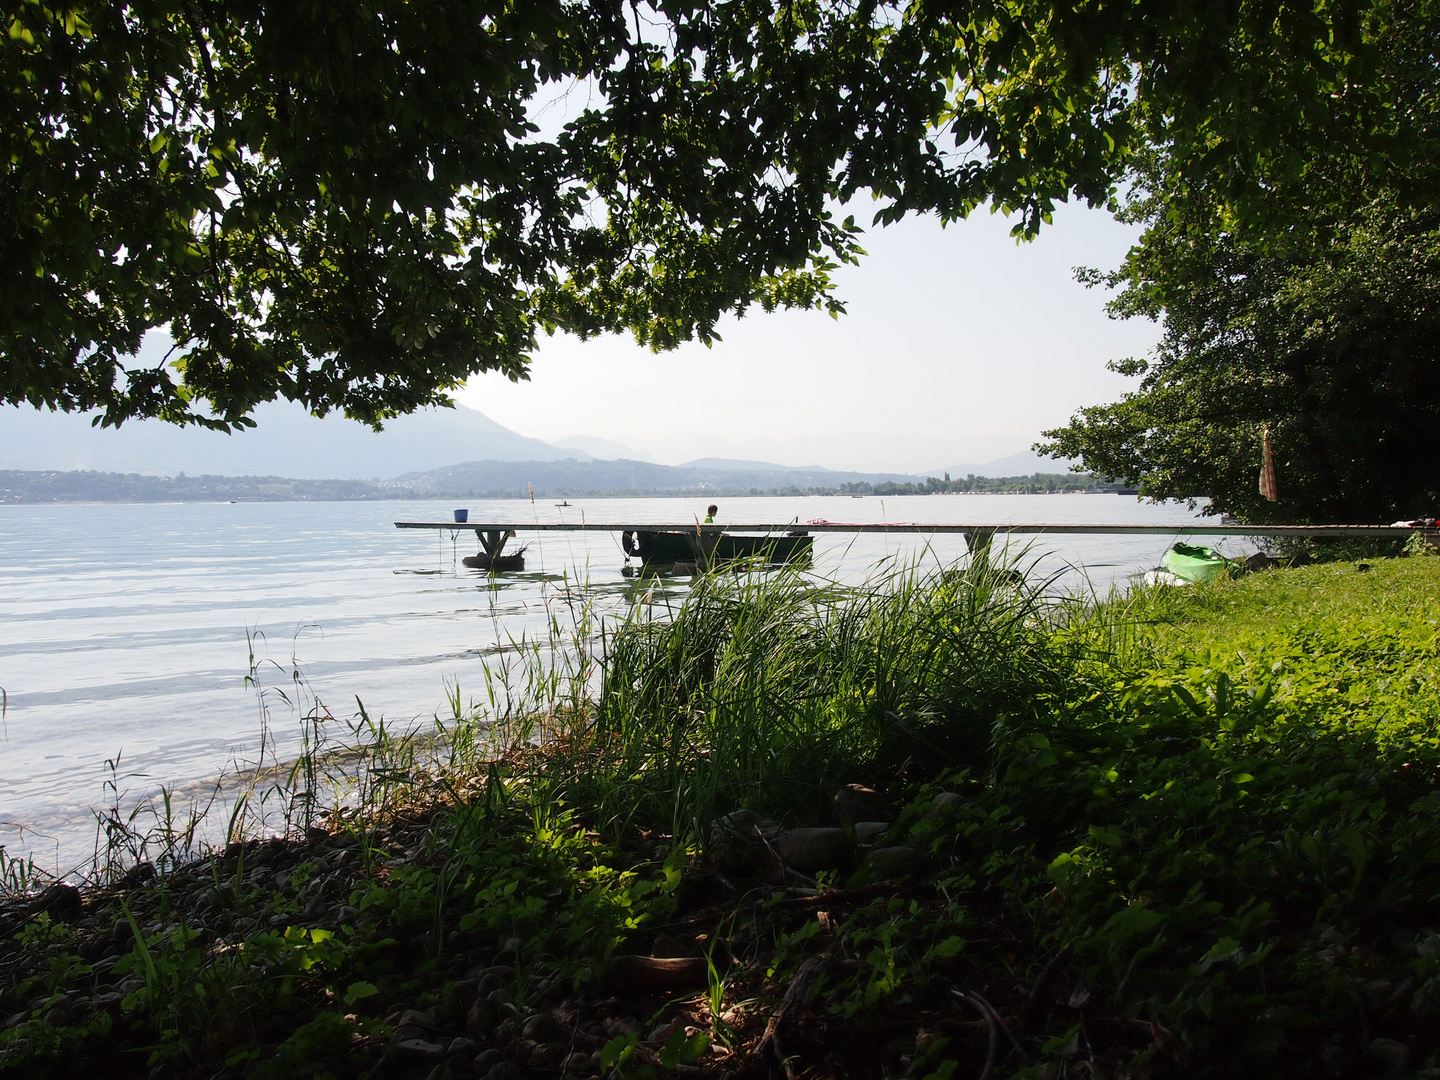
[{"left": 0, "top": 494, "right": 1218, "bottom": 872}]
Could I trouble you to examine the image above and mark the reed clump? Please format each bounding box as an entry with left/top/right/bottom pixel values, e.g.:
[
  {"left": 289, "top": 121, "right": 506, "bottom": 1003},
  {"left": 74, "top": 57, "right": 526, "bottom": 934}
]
[{"left": 522, "top": 556, "right": 1073, "bottom": 841}]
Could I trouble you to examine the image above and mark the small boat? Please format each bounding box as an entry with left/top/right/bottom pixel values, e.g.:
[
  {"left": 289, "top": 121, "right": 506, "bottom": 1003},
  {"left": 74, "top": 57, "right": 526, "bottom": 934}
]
[
  {"left": 463, "top": 547, "right": 528, "bottom": 572},
  {"left": 1159, "top": 542, "right": 1234, "bottom": 584},
  {"left": 621, "top": 529, "right": 812, "bottom": 572},
  {"left": 556, "top": 501, "right": 571, "bottom": 508}
]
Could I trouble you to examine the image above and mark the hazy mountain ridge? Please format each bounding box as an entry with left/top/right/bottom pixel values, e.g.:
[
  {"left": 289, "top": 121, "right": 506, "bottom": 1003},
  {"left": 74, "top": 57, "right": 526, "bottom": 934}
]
[
  {"left": 0, "top": 400, "right": 1070, "bottom": 488},
  {"left": 383, "top": 457, "right": 926, "bottom": 496},
  {"left": 0, "top": 402, "right": 586, "bottom": 479}
]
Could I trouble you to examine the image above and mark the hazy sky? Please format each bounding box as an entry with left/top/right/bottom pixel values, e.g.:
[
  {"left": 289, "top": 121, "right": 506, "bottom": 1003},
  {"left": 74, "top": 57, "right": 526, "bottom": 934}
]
[{"left": 457, "top": 202, "right": 1162, "bottom": 473}]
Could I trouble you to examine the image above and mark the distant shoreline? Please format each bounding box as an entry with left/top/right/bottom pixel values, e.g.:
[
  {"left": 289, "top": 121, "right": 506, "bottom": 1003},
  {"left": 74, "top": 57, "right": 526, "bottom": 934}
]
[{"left": 0, "top": 467, "right": 1136, "bottom": 504}]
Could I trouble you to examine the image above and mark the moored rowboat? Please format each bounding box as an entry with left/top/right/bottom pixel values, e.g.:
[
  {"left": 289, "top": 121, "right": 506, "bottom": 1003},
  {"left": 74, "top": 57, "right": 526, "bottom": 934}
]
[{"left": 621, "top": 528, "right": 813, "bottom": 571}]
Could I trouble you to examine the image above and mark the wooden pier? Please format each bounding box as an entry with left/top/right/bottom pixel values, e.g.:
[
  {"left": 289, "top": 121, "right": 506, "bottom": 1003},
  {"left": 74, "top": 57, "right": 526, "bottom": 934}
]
[{"left": 395, "top": 519, "right": 1429, "bottom": 570}]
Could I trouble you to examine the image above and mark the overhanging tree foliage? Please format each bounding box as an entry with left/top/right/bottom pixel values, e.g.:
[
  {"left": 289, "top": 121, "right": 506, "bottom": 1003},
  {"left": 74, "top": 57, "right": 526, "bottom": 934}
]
[
  {"left": 1040, "top": 199, "right": 1440, "bottom": 523},
  {"left": 2, "top": 0, "right": 1423, "bottom": 428},
  {"left": 1039, "top": 2, "right": 1440, "bottom": 524}
]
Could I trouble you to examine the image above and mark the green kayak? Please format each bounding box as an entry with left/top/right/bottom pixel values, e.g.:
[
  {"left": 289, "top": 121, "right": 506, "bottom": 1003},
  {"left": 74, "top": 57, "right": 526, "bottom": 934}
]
[{"left": 1160, "top": 542, "right": 1233, "bottom": 584}]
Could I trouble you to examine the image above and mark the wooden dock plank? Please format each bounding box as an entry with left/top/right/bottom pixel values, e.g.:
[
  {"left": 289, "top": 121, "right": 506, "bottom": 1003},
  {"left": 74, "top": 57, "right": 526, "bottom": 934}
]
[{"left": 395, "top": 521, "right": 1424, "bottom": 538}]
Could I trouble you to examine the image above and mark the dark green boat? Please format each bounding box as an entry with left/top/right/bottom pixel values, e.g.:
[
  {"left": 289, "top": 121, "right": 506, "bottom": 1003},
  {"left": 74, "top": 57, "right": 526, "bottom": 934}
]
[{"left": 621, "top": 529, "right": 813, "bottom": 571}]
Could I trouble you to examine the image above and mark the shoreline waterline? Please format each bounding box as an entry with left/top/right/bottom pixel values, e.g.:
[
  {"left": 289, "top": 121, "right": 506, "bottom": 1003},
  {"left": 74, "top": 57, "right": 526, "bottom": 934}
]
[{"left": 1, "top": 494, "right": 1215, "bottom": 871}]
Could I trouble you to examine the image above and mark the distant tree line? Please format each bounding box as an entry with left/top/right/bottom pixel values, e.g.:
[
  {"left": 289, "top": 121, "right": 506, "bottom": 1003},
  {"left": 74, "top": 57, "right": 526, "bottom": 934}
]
[
  {"left": 0, "top": 469, "right": 1129, "bottom": 503},
  {"left": 0, "top": 470, "right": 382, "bottom": 503},
  {"left": 836, "top": 473, "right": 1136, "bottom": 496}
]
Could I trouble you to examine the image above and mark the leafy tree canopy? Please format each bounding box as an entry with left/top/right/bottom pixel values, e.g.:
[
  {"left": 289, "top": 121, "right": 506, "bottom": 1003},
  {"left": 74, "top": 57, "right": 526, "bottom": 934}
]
[
  {"left": 1041, "top": 198, "right": 1440, "bottom": 523},
  {"left": 1, "top": 0, "right": 1423, "bottom": 428},
  {"left": 1040, "top": 2, "right": 1440, "bottom": 523}
]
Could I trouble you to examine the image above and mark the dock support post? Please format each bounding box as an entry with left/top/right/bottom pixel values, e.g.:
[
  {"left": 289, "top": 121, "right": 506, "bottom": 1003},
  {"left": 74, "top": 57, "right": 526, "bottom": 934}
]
[
  {"left": 476, "top": 529, "right": 511, "bottom": 560},
  {"left": 963, "top": 528, "right": 997, "bottom": 573}
]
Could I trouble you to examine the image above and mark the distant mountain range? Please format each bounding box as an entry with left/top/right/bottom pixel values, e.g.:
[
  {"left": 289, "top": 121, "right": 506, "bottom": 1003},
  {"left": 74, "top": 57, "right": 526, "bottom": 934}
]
[
  {"left": 381, "top": 457, "right": 922, "bottom": 498},
  {"left": 0, "top": 401, "right": 584, "bottom": 480},
  {"left": 0, "top": 401, "right": 1073, "bottom": 493}
]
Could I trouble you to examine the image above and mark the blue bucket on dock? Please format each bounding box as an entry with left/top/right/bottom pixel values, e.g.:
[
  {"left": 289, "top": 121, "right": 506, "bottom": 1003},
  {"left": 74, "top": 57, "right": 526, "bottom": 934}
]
[{"left": 453, "top": 509, "right": 468, "bottom": 523}]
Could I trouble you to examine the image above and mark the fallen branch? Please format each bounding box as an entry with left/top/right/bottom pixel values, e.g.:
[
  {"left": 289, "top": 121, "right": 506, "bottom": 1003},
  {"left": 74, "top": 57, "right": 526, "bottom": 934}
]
[
  {"left": 755, "top": 953, "right": 831, "bottom": 1078},
  {"left": 1020, "top": 944, "right": 1073, "bottom": 1031},
  {"left": 955, "top": 991, "right": 1000, "bottom": 1080}
]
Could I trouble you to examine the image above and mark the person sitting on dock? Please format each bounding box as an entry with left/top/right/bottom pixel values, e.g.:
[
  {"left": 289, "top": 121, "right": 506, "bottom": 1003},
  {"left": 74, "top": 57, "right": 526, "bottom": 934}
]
[{"left": 704, "top": 504, "right": 717, "bottom": 523}]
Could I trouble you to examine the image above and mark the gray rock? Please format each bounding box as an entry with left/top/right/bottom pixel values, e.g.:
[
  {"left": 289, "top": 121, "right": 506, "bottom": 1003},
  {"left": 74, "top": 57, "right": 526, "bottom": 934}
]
[
  {"left": 833, "top": 784, "right": 888, "bottom": 825},
  {"left": 393, "top": 1037, "right": 447, "bottom": 1059},
  {"left": 29, "top": 884, "right": 83, "bottom": 923},
  {"left": 853, "top": 821, "right": 891, "bottom": 846},
  {"left": 447, "top": 1036, "right": 477, "bottom": 1059},
  {"left": 607, "top": 1016, "right": 642, "bottom": 1038},
  {"left": 709, "top": 809, "right": 784, "bottom": 874},
  {"left": 563, "top": 1050, "right": 591, "bottom": 1073},
  {"left": 922, "top": 792, "right": 965, "bottom": 821},
  {"left": 522, "top": 1012, "right": 565, "bottom": 1042},
  {"left": 397, "top": 1009, "right": 439, "bottom": 1030},
  {"left": 1364, "top": 1038, "right": 1411, "bottom": 1075},
  {"left": 772, "top": 827, "right": 856, "bottom": 876},
  {"left": 467, "top": 997, "right": 498, "bottom": 1038},
  {"left": 474, "top": 1048, "right": 508, "bottom": 1071},
  {"left": 485, "top": 1061, "right": 523, "bottom": 1080}
]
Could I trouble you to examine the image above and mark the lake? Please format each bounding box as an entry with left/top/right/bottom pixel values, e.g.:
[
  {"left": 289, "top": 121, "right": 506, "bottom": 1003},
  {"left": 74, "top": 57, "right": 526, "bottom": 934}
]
[{"left": 0, "top": 494, "right": 1217, "bottom": 873}]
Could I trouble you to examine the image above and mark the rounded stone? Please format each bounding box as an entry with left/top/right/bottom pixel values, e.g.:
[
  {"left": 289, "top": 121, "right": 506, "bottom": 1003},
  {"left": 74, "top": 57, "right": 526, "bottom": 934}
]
[
  {"left": 922, "top": 791, "right": 965, "bottom": 821},
  {"left": 833, "top": 784, "right": 888, "bottom": 825},
  {"left": 474, "top": 1048, "right": 508, "bottom": 1071},
  {"left": 853, "top": 821, "right": 891, "bottom": 846},
  {"left": 521, "top": 1012, "right": 564, "bottom": 1042},
  {"left": 1364, "top": 1038, "right": 1411, "bottom": 1075},
  {"left": 772, "top": 827, "right": 856, "bottom": 875},
  {"left": 467, "top": 998, "right": 498, "bottom": 1037}
]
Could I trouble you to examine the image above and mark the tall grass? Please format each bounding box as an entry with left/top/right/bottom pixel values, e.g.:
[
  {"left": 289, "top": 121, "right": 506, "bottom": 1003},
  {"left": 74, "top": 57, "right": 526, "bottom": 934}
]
[{"left": 522, "top": 554, "right": 1076, "bottom": 840}]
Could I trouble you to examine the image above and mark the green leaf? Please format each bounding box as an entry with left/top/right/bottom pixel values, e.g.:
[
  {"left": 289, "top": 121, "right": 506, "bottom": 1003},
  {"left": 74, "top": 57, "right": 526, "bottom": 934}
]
[{"left": 343, "top": 981, "right": 379, "bottom": 1005}]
